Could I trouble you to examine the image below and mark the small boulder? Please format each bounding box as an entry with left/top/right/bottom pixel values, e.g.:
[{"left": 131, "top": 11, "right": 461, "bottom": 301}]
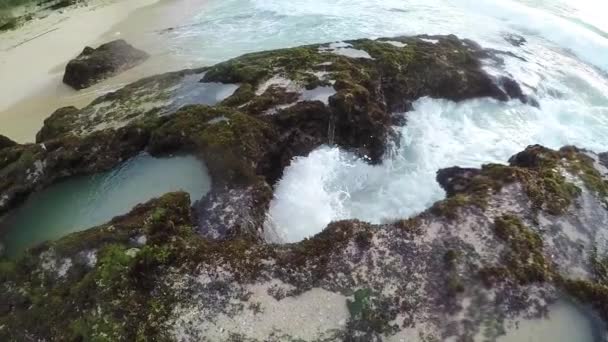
[
  {"left": 504, "top": 33, "right": 526, "bottom": 47},
  {"left": 0, "top": 134, "right": 17, "bottom": 150},
  {"left": 599, "top": 152, "right": 608, "bottom": 168},
  {"left": 436, "top": 167, "right": 481, "bottom": 197},
  {"left": 508, "top": 144, "right": 554, "bottom": 168},
  {"left": 63, "top": 40, "right": 149, "bottom": 90}
]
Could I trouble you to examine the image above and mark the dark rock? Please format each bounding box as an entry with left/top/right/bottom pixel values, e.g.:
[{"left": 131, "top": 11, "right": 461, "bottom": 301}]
[
  {"left": 0, "top": 135, "right": 17, "bottom": 150},
  {"left": 259, "top": 101, "right": 332, "bottom": 184},
  {"left": 6, "top": 35, "right": 535, "bottom": 240},
  {"left": 600, "top": 152, "right": 608, "bottom": 168},
  {"left": 508, "top": 144, "right": 554, "bottom": 168},
  {"left": 63, "top": 40, "right": 149, "bottom": 90},
  {"left": 498, "top": 76, "right": 524, "bottom": 101},
  {"left": 436, "top": 167, "right": 482, "bottom": 197},
  {"left": 504, "top": 33, "right": 527, "bottom": 47}
]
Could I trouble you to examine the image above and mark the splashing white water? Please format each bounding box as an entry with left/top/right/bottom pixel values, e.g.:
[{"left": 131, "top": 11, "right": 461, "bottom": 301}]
[
  {"left": 166, "top": 0, "right": 608, "bottom": 242},
  {"left": 266, "top": 93, "right": 608, "bottom": 242}
]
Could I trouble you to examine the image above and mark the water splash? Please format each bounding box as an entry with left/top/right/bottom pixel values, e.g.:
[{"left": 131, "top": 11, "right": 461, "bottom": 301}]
[{"left": 265, "top": 92, "right": 608, "bottom": 242}]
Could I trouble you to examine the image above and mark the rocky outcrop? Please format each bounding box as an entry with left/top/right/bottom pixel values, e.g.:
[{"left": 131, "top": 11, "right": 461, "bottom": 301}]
[
  {"left": 0, "top": 135, "right": 16, "bottom": 151},
  {"left": 8, "top": 36, "right": 601, "bottom": 341},
  {"left": 1, "top": 35, "right": 535, "bottom": 232},
  {"left": 63, "top": 40, "right": 149, "bottom": 90},
  {"left": 436, "top": 166, "right": 481, "bottom": 197},
  {"left": 0, "top": 125, "right": 149, "bottom": 214},
  {"left": 600, "top": 152, "right": 608, "bottom": 168},
  {"left": 1, "top": 145, "right": 607, "bottom": 341},
  {"left": 35, "top": 106, "right": 80, "bottom": 143}
]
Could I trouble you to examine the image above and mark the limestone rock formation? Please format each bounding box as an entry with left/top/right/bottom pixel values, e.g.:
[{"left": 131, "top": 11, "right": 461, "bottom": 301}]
[
  {"left": 3, "top": 36, "right": 604, "bottom": 341},
  {"left": 1, "top": 145, "right": 607, "bottom": 341}
]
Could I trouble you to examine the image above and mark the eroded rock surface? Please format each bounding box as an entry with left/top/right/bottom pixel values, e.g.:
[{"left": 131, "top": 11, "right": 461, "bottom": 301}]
[
  {"left": 63, "top": 39, "right": 149, "bottom": 90},
  {"left": 1, "top": 35, "right": 531, "bottom": 230},
  {"left": 3, "top": 35, "right": 604, "bottom": 341},
  {"left": 1, "top": 146, "right": 607, "bottom": 341}
]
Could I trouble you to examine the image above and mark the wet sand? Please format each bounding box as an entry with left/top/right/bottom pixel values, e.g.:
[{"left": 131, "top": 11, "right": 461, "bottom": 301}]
[{"left": 0, "top": 0, "right": 208, "bottom": 143}]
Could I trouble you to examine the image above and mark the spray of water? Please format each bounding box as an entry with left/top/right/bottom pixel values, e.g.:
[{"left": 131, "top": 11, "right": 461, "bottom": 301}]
[
  {"left": 171, "top": 0, "right": 608, "bottom": 242},
  {"left": 266, "top": 91, "right": 608, "bottom": 242}
]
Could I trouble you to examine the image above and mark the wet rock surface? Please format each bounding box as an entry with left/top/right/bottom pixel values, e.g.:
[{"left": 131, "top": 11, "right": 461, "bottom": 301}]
[
  {"left": 600, "top": 152, "right": 608, "bottom": 168},
  {"left": 2, "top": 35, "right": 607, "bottom": 341},
  {"left": 1, "top": 146, "right": 607, "bottom": 341},
  {"left": 1, "top": 35, "right": 530, "bottom": 222},
  {"left": 63, "top": 39, "right": 149, "bottom": 90},
  {"left": 436, "top": 167, "right": 482, "bottom": 197}
]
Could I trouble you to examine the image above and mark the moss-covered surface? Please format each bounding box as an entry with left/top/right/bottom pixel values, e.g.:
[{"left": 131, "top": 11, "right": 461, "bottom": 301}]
[
  {"left": 203, "top": 46, "right": 330, "bottom": 87},
  {"left": 0, "top": 195, "right": 374, "bottom": 340},
  {"left": 0, "top": 192, "right": 193, "bottom": 341},
  {"left": 147, "top": 105, "right": 278, "bottom": 188},
  {"left": 479, "top": 215, "right": 552, "bottom": 286},
  {"left": 473, "top": 214, "right": 608, "bottom": 325},
  {"left": 35, "top": 106, "right": 80, "bottom": 143},
  {"left": 2, "top": 35, "right": 608, "bottom": 340},
  {"left": 557, "top": 246, "right": 608, "bottom": 323},
  {"left": 1, "top": 35, "right": 533, "bottom": 221},
  {"left": 1, "top": 141, "right": 608, "bottom": 340},
  {"left": 432, "top": 145, "right": 607, "bottom": 218},
  {"left": 346, "top": 288, "right": 396, "bottom": 334}
]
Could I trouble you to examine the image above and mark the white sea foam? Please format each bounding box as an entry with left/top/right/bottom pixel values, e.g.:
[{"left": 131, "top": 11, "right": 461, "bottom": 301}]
[
  {"left": 235, "top": 0, "right": 608, "bottom": 242},
  {"left": 175, "top": 0, "right": 608, "bottom": 74},
  {"left": 156, "top": 0, "right": 608, "bottom": 243},
  {"left": 266, "top": 94, "right": 608, "bottom": 242}
]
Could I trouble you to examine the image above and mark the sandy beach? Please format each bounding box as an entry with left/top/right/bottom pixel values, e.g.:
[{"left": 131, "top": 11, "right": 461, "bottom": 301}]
[{"left": 0, "top": 0, "right": 207, "bottom": 143}]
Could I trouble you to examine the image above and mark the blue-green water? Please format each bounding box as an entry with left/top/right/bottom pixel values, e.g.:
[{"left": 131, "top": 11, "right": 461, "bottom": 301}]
[{"left": 0, "top": 154, "right": 211, "bottom": 257}]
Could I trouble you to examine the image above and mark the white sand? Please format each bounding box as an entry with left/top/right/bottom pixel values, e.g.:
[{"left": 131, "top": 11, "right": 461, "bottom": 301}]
[{"left": 0, "top": 0, "right": 207, "bottom": 143}]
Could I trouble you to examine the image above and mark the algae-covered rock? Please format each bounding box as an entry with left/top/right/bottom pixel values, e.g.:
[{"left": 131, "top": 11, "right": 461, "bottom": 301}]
[
  {"left": 7, "top": 35, "right": 605, "bottom": 341},
  {"left": 1, "top": 146, "right": 607, "bottom": 341},
  {"left": 0, "top": 35, "right": 543, "bottom": 247},
  {"left": 63, "top": 39, "right": 149, "bottom": 90},
  {"left": 35, "top": 106, "right": 80, "bottom": 143},
  {"left": 43, "top": 35, "right": 529, "bottom": 162},
  {"left": 599, "top": 152, "right": 608, "bottom": 168},
  {"left": 0, "top": 125, "right": 150, "bottom": 215}
]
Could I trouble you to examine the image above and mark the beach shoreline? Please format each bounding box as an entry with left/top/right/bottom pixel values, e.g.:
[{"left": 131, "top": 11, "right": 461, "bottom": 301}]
[{"left": 0, "top": 0, "right": 206, "bottom": 143}]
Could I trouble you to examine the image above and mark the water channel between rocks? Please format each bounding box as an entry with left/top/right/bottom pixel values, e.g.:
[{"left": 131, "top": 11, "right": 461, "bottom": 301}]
[{"left": 0, "top": 154, "right": 211, "bottom": 257}]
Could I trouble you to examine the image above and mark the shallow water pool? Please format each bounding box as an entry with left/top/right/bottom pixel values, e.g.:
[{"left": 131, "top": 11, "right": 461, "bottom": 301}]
[
  {"left": 491, "top": 300, "right": 606, "bottom": 342},
  {"left": 0, "top": 154, "right": 211, "bottom": 257}
]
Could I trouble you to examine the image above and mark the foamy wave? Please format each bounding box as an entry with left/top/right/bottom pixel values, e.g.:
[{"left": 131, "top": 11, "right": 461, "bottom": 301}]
[{"left": 265, "top": 95, "right": 608, "bottom": 242}]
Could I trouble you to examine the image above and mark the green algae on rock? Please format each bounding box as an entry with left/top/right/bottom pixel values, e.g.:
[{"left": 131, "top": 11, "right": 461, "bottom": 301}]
[
  {"left": 434, "top": 145, "right": 608, "bottom": 217},
  {"left": 2, "top": 35, "right": 607, "bottom": 341},
  {"left": 34, "top": 35, "right": 527, "bottom": 158},
  {"left": 1, "top": 145, "right": 607, "bottom": 341},
  {"left": 0, "top": 35, "right": 533, "bottom": 236}
]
